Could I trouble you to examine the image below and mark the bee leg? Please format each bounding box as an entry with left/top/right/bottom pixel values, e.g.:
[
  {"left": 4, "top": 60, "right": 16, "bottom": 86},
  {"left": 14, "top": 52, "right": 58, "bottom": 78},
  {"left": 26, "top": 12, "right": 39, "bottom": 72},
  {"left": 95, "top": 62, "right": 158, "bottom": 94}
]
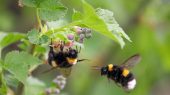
[
  {"left": 114, "top": 82, "right": 121, "bottom": 87},
  {"left": 76, "top": 46, "right": 78, "bottom": 51},
  {"left": 124, "top": 88, "right": 131, "bottom": 93},
  {"left": 69, "top": 47, "right": 71, "bottom": 50},
  {"left": 60, "top": 43, "right": 64, "bottom": 52},
  {"left": 48, "top": 51, "right": 55, "bottom": 65},
  {"left": 66, "top": 48, "right": 69, "bottom": 52},
  {"left": 76, "top": 46, "right": 81, "bottom": 53},
  {"left": 79, "top": 46, "right": 81, "bottom": 53},
  {"left": 108, "top": 78, "right": 111, "bottom": 83}
]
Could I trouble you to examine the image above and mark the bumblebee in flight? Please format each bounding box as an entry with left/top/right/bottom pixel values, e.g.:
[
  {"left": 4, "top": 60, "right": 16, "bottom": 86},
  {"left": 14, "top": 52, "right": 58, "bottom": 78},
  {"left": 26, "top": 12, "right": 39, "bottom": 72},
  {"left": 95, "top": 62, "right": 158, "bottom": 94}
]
[{"left": 94, "top": 54, "right": 141, "bottom": 91}]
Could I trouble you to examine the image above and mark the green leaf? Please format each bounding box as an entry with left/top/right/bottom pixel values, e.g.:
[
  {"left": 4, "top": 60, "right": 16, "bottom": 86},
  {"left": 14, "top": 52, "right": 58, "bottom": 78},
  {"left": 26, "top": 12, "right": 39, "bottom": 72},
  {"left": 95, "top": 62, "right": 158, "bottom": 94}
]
[
  {"left": 34, "top": 45, "right": 46, "bottom": 53},
  {"left": 4, "top": 51, "right": 41, "bottom": 83},
  {"left": 72, "top": 10, "right": 83, "bottom": 21},
  {"left": 96, "top": 8, "right": 131, "bottom": 48},
  {"left": 54, "top": 33, "right": 67, "bottom": 41},
  {"left": 72, "top": 0, "right": 130, "bottom": 48},
  {"left": 39, "top": 35, "right": 49, "bottom": 44},
  {"left": 22, "top": 0, "right": 38, "bottom": 7},
  {"left": 25, "top": 76, "right": 45, "bottom": 95},
  {"left": 22, "top": 0, "right": 67, "bottom": 21},
  {"left": 0, "top": 75, "right": 7, "bottom": 95},
  {"left": 80, "top": 0, "right": 118, "bottom": 45},
  {"left": 27, "top": 29, "right": 39, "bottom": 44},
  {"left": 0, "top": 32, "right": 25, "bottom": 48},
  {"left": 38, "top": 0, "right": 67, "bottom": 21},
  {"left": 0, "top": 60, "right": 7, "bottom": 95},
  {"left": 18, "top": 39, "right": 30, "bottom": 51},
  {"left": 5, "top": 74, "right": 20, "bottom": 89},
  {"left": 0, "top": 32, "right": 7, "bottom": 42},
  {"left": 27, "top": 29, "right": 49, "bottom": 45},
  {"left": 47, "top": 19, "right": 68, "bottom": 29},
  {"left": 0, "top": 59, "right": 3, "bottom": 70}
]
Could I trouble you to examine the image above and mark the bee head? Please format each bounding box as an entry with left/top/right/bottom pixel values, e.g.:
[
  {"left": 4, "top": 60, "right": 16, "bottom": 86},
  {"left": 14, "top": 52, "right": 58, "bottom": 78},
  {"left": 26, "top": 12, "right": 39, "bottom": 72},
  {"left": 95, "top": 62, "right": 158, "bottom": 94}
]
[
  {"left": 67, "top": 49, "right": 78, "bottom": 58},
  {"left": 101, "top": 67, "right": 108, "bottom": 76}
]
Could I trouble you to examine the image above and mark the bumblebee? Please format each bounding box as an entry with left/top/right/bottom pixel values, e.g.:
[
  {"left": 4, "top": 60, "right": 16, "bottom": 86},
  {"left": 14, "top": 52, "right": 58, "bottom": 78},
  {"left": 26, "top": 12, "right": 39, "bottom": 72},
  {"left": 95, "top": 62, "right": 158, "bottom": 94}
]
[
  {"left": 48, "top": 40, "right": 85, "bottom": 68},
  {"left": 94, "top": 54, "right": 141, "bottom": 91}
]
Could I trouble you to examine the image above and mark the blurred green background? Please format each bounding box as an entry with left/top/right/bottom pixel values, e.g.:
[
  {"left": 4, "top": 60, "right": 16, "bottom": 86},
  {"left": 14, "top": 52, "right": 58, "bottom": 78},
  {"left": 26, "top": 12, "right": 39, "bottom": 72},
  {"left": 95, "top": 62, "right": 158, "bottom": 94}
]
[{"left": 1, "top": 0, "right": 170, "bottom": 95}]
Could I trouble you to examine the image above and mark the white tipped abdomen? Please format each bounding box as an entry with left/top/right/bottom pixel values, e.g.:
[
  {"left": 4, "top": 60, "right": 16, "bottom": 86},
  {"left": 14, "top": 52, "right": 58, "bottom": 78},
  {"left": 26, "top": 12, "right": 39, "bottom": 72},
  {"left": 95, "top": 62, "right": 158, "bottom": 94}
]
[{"left": 127, "top": 79, "right": 136, "bottom": 90}]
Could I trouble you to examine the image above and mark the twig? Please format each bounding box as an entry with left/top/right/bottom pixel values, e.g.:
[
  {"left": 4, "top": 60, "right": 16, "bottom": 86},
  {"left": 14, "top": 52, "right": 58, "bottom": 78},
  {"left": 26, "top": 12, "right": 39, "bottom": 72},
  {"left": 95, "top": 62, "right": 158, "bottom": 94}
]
[{"left": 36, "top": 8, "right": 43, "bottom": 31}]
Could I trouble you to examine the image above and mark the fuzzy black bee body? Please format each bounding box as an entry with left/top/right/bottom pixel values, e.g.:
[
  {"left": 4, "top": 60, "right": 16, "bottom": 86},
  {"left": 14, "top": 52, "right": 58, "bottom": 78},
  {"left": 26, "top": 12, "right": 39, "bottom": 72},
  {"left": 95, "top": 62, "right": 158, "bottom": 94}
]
[
  {"left": 101, "top": 64, "right": 136, "bottom": 90},
  {"left": 99, "top": 54, "right": 141, "bottom": 91},
  {"left": 48, "top": 41, "right": 79, "bottom": 68}
]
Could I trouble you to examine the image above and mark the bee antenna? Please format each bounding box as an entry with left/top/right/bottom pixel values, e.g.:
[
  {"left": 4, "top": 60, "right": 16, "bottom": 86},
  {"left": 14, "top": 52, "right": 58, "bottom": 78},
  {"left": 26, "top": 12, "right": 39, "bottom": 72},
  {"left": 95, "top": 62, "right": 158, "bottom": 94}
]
[
  {"left": 49, "top": 39, "right": 54, "bottom": 50},
  {"left": 77, "top": 59, "right": 90, "bottom": 62},
  {"left": 91, "top": 66, "right": 101, "bottom": 70},
  {"left": 50, "top": 38, "right": 53, "bottom": 45}
]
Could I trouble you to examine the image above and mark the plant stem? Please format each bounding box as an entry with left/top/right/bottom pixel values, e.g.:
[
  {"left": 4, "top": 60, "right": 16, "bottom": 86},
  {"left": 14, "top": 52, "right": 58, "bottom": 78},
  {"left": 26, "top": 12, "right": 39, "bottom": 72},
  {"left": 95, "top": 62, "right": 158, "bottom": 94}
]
[
  {"left": 45, "top": 21, "right": 81, "bottom": 36},
  {"left": 0, "top": 48, "right": 1, "bottom": 59},
  {"left": 0, "top": 58, "right": 7, "bottom": 94},
  {"left": 0, "top": 48, "right": 2, "bottom": 83},
  {"left": 36, "top": 8, "right": 43, "bottom": 31}
]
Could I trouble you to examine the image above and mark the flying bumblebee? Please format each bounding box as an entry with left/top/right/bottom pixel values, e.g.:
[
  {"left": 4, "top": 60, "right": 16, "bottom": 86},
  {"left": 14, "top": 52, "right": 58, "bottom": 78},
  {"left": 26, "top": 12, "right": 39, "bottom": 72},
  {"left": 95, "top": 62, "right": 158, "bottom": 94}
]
[{"left": 93, "top": 54, "right": 141, "bottom": 91}]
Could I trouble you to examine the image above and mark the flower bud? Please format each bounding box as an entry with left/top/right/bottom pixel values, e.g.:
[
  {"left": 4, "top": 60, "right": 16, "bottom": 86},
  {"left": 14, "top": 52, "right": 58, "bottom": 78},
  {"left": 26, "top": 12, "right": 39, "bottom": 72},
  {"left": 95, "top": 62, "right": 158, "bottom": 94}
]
[
  {"left": 53, "top": 75, "right": 66, "bottom": 90},
  {"left": 85, "top": 33, "right": 92, "bottom": 39},
  {"left": 79, "top": 34, "right": 85, "bottom": 39},
  {"left": 67, "top": 34, "right": 74, "bottom": 40},
  {"left": 53, "top": 88, "right": 60, "bottom": 94},
  {"left": 78, "top": 38, "right": 84, "bottom": 43},
  {"left": 45, "top": 88, "right": 52, "bottom": 95},
  {"left": 65, "top": 41, "right": 74, "bottom": 47},
  {"left": 85, "top": 28, "right": 91, "bottom": 34},
  {"left": 73, "top": 26, "right": 82, "bottom": 35}
]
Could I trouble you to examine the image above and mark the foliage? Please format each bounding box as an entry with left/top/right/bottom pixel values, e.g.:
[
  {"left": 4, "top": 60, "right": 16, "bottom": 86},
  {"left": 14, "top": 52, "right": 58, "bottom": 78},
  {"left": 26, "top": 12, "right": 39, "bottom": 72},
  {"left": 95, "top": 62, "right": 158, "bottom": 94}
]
[
  {"left": 24, "top": 76, "right": 45, "bottom": 95},
  {"left": 22, "top": 0, "right": 67, "bottom": 21},
  {"left": 72, "top": 0, "right": 131, "bottom": 48},
  {"left": 27, "top": 29, "right": 49, "bottom": 45},
  {"left": 0, "top": 0, "right": 131, "bottom": 95},
  {"left": 96, "top": 8, "right": 131, "bottom": 48},
  {"left": 0, "top": 32, "right": 25, "bottom": 49},
  {"left": 4, "top": 51, "right": 41, "bottom": 83}
]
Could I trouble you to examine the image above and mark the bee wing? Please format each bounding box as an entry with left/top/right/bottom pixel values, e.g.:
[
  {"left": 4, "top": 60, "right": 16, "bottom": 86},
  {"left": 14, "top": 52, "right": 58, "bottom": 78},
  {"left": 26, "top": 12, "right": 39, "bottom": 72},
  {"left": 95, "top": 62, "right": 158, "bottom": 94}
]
[
  {"left": 58, "top": 67, "right": 72, "bottom": 78},
  {"left": 120, "top": 54, "right": 141, "bottom": 69}
]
